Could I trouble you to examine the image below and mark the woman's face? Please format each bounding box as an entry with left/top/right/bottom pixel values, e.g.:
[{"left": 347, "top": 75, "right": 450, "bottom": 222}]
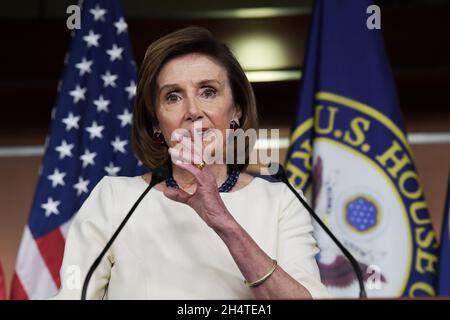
[{"left": 155, "top": 53, "right": 241, "bottom": 155}]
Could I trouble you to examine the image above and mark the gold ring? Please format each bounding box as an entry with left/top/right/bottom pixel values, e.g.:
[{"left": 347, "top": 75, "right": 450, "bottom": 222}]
[{"left": 195, "top": 161, "right": 206, "bottom": 170}]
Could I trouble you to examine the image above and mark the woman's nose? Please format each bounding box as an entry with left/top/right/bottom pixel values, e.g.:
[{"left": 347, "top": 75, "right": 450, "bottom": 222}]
[{"left": 185, "top": 97, "right": 203, "bottom": 121}]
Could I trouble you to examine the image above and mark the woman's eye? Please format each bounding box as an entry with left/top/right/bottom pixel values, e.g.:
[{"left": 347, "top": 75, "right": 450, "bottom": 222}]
[
  {"left": 166, "top": 93, "right": 180, "bottom": 104},
  {"left": 201, "top": 88, "right": 217, "bottom": 98}
]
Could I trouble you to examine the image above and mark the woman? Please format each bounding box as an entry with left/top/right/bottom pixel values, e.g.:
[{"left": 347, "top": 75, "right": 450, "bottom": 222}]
[{"left": 53, "top": 26, "right": 328, "bottom": 299}]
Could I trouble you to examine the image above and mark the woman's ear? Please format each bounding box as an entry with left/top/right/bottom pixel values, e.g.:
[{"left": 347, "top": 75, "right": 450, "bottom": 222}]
[{"left": 233, "top": 106, "right": 242, "bottom": 120}]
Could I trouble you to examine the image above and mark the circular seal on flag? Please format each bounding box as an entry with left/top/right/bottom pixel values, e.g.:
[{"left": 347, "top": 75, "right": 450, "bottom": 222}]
[{"left": 312, "top": 139, "right": 410, "bottom": 297}]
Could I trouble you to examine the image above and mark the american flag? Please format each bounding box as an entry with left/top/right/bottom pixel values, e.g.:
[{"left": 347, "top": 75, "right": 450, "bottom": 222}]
[
  {"left": 0, "top": 262, "right": 5, "bottom": 300},
  {"left": 10, "top": 0, "right": 145, "bottom": 299}
]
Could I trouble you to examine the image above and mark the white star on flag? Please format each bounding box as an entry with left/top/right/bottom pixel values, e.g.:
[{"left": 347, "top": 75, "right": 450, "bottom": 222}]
[
  {"left": 101, "top": 70, "right": 118, "bottom": 88},
  {"left": 62, "top": 112, "right": 80, "bottom": 131},
  {"left": 47, "top": 168, "right": 66, "bottom": 188},
  {"left": 106, "top": 44, "right": 124, "bottom": 62},
  {"left": 75, "top": 57, "right": 93, "bottom": 76},
  {"left": 80, "top": 149, "right": 97, "bottom": 168},
  {"left": 85, "top": 121, "right": 104, "bottom": 139},
  {"left": 93, "top": 95, "right": 110, "bottom": 112},
  {"left": 111, "top": 136, "right": 128, "bottom": 153},
  {"left": 41, "top": 197, "right": 60, "bottom": 217},
  {"left": 124, "top": 80, "right": 136, "bottom": 99},
  {"left": 114, "top": 17, "right": 128, "bottom": 34},
  {"left": 69, "top": 85, "right": 87, "bottom": 104},
  {"left": 73, "top": 177, "right": 90, "bottom": 196},
  {"left": 90, "top": 4, "right": 107, "bottom": 21},
  {"left": 83, "top": 30, "right": 101, "bottom": 47},
  {"left": 55, "top": 140, "right": 74, "bottom": 159},
  {"left": 117, "top": 109, "right": 133, "bottom": 127},
  {"left": 104, "top": 162, "right": 121, "bottom": 176}
]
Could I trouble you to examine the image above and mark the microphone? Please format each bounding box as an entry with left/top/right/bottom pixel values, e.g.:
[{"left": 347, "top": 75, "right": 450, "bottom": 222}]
[
  {"left": 81, "top": 165, "right": 171, "bottom": 300},
  {"left": 269, "top": 163, "right": 367, "bottom": 298}
]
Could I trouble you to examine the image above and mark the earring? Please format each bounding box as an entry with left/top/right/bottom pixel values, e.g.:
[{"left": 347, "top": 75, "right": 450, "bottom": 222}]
[
  {"left": 152, "top": 131, "right": 166, "bottom": 145},
  {"left": 230, "top": 119, "right": 240, "bottom": 131}
]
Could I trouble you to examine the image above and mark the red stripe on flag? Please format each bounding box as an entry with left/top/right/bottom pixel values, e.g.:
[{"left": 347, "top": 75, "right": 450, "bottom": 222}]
[
  {"left": 10, "top": 272, "right": 28, "bottom": 300},
  {"left": 0, "top": 263, "right": 6, "bottom": 300},
  {"left": 35, "top": 228, "right": 65, "bottom": 289}
]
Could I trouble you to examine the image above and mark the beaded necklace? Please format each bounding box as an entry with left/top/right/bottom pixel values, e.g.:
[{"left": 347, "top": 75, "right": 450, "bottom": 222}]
[{"left": 166, "top": 169, "right": 240, "bottom": 193}]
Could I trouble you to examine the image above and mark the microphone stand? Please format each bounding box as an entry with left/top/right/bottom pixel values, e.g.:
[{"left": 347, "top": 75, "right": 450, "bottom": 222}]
[
  {"left": 270, "top": 163, "right": 367, "bottom": 298},
  {"left": 81, "top": 165, "right": 170, "bottom": 300}
]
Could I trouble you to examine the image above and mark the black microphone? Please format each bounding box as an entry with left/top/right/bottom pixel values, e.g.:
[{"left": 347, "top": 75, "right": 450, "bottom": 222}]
[
  {"left": 269, "top": 163, "right": 367, "bottom": 298},
  {"left": 81, "top": 165, "right": 171, "bottom": 300}
]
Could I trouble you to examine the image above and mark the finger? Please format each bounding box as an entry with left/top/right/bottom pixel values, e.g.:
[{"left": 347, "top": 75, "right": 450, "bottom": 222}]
[
  {"left": 202, "top": 130, "right": 222, "bottom": 164},
  {"left": 169, "top": 149, "right": 192, "bottom": 169},
  {"left": 170, "top": 137, "right": 203, "bottom": 165},
  {"left": 173, "top": 160, "right": 217, "bottom": 191},
  {"left": 172, "top": 130, "right": 202, "bottom": 155},
  {"left": 163, "top": 186, "right": 192, "bottom": 203},
  {"left": 201, "top": 138, "right": 215, "bottom": 165},
  {"left": 183, "top": 131, "right": 203, "bottom": 151},
  {"left": 192, "top": 132, "right": 207, "bottom": 165},
  {"left": 170, "top": 130, "right": 189, "bottom": 145},
  {"left": 169, "top": 146, "right": 195, "bottom": 166},
  {"left": 173, "top": 161, "right": 203, "bottom": 177},
  {"left": 179, "top": 137, "right": 203, "bottom": 164},
  {"left": 168, "top": 147, "right": 187, "bottom": 164}
]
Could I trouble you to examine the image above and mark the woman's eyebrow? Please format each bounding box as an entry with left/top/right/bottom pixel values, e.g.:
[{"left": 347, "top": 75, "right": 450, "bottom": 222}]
[
  {"left": 159, "top": 79, "right": 222, "bottom": 93},
  {"left": 197, "top": 79, "right": 221, "bottom": 87},
  {"left": 159, "top": 83, "right": 180, "bottom": 93}
]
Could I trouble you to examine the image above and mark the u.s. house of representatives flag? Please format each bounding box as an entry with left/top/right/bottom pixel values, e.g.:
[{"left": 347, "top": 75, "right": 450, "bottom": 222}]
[
  {"left": 437, "top": 172, "right": 450, "bottom": 296},
  {"left": 286, "top": 0, "right": 438, "bottom": 297},
  {"left": 11, "top": 0, "right": 144, "bottom": 299}
]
